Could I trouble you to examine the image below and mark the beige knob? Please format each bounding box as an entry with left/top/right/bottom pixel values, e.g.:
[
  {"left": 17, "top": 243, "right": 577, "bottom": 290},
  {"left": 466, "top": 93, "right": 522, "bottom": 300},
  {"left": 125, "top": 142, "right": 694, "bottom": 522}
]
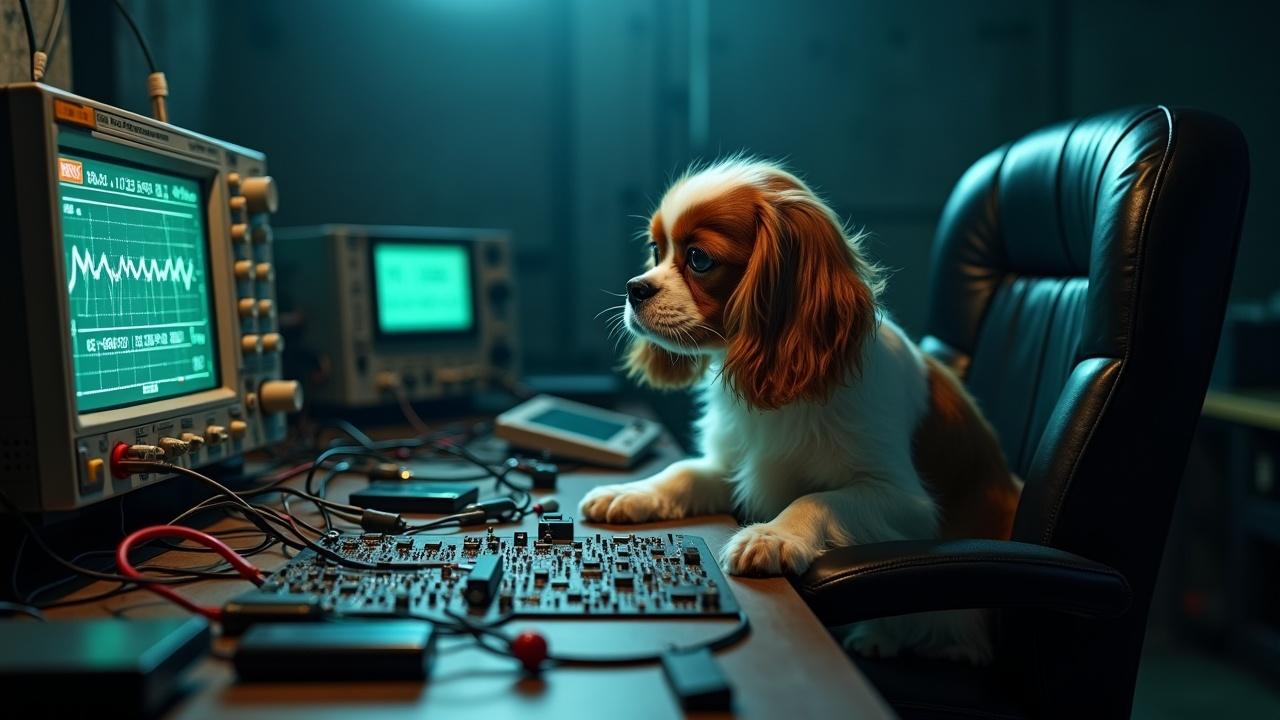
[
  {"left": 234, "top": 259, "right": 253, "bottom": 280},
  {"left": 238, "top": 298, "right": 258, "bottom": 318},
  {"left": 244, "top": 392, "right": 258, "bottom": 411},
  {"left": 261, "top": 332, "right": 284, "bottom": 353},
  {"left": 252, "top": 224, "right": 273, "bottom": 244},
  {"left": 256, "top": 299, "right": 274, "bottom": 317},
  {"left": 259, "top": 380, "right": 303, "bottom": 414},
  {"left": 180, "top": 432, "right": 205, "bottom": 451},
  {"left": 226, "top": 172, "right": 242, "bottom": 190},
  {"left": 254, "top": 262, "right": 273, "bottom": 282},
  {"left": 228, "top": 195, "right": 247, "bottom": 215},
  {"left": 205, "top": 425, "right": 228, "bottom": 445},
  {"left": 228, "top": 420, "right": 248, "bottom": 439},
  {"left": 241, "top": 334, "right": 262, "bottom": 354},
  {"left": 241, "top": 176, "right": 278, "bottom": 214},
  {"left": 231, "top": 223, "right": 250, "bottom": 244}
]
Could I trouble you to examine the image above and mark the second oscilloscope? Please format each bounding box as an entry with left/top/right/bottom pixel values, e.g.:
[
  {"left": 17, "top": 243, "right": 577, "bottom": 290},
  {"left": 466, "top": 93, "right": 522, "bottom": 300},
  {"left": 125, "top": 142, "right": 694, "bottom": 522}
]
[{"left": 0, "top": 83, "right": 302, "bottom": 511}]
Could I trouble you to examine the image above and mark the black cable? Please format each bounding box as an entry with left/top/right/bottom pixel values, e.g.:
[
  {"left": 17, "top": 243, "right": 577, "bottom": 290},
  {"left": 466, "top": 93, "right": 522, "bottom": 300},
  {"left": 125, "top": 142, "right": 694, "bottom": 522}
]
[
  {"left": 110, "top": 0, "right": 157, "bottom": 73},
  {"left": 0, "top": 487, "right": 195, "bottom": 587},
  {"left": 41, "top": 0, "right": 65, "bottom": 61},
  {"left": 16, "top": 0, "right": 36, "bottom": 80},
  {"left": 0, "top": 601, "right": 46, "bottom": 621}
]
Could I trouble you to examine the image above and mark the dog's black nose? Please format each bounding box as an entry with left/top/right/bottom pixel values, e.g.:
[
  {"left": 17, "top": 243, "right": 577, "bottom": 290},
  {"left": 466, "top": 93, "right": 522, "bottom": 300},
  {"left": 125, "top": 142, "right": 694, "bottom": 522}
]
[{"left": 627, "top": 278, "right": 658, "bottom": 306}]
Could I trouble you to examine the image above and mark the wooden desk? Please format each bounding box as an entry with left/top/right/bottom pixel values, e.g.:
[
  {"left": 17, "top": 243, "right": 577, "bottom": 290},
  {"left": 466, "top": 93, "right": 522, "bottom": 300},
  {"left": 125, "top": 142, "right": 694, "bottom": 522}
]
[{"left": 43, "top": 453, "right": 895, "bottom": 719}]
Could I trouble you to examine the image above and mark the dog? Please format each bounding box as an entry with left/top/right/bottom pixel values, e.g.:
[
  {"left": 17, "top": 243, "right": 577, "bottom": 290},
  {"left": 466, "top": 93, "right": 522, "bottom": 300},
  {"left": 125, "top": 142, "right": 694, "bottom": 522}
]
[{"left": 579, "top": 158, "right": 1022, "bottom": 664}]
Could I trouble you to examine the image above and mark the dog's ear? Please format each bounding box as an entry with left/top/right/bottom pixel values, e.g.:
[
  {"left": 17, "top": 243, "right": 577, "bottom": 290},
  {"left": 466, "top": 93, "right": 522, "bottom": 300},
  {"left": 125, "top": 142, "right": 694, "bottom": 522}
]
[
  {"left": 623, "top": 338, "right": 709, "bottom": 389},
  {"left": 722, "top": 181, "right": 879, "bottom": 410}
]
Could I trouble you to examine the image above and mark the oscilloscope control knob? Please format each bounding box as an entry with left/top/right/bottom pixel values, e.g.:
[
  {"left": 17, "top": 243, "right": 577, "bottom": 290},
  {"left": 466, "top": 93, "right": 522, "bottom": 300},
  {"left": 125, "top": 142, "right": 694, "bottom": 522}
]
[
  {"left": 228, "top": 420, "right": 249, "bottom": 439},
  {"left": 256, "top": 299, "right": 274, "bottom": 318},
  {"left": 226, "top": 172, "right": 242, "bottom": 190},
  {"left": 241, "top": 176, "right": 278, "bottom": 214},
  {"left": 180, "top": 432, "right": 204, "bottom": 451},
  {"left": 228, "top": 195, "right": 247, "bottom": 217},
  {"left": 259, "top": 380, "right": 303, "bottom": 414},
  {"left": 238, "top": 298, "right": 258, "bottom": 318},
  {"left": 205, "top": 426, "right": 229, "bottom": 445},
  {"left": 231, "top": 223, "right": 250, "bottom": 244},
  {"left": 241, "top": 334, "right": 262, "bottom": 355},
  {"left": 261, "top": 332, "right": 284, "bottom": 353},
  {"left": 251, "top": 224, "right": 273, "bottom": 244},
  {"left": 234, "top": 260, "right": 254, "bottom": 280},
  {"left": 254, "top": 262, "right": 273, "bottom": 282}
]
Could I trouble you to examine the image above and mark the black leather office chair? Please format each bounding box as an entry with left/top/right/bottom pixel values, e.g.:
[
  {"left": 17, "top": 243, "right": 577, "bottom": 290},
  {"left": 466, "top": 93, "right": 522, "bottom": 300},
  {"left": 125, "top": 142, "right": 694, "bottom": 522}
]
[{"left": 796, "top": 106, "right": 1250, "bottom": 719}]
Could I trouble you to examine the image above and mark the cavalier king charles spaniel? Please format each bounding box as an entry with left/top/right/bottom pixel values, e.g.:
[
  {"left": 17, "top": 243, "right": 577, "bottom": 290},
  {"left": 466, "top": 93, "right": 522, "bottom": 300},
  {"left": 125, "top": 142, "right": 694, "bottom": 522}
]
[{"left": 579, "top": 158, "right": 1022, "bottom": 664}]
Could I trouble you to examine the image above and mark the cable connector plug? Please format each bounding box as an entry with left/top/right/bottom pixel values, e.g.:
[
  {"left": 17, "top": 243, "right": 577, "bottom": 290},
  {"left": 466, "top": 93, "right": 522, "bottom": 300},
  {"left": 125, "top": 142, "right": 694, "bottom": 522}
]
[
  {"left": 147, "top": 71, "right": 169, "bottom": 122},
  {"left": 32, "top": 51, "right": 47, "bottom": 81},
  {"left": 359, "top": 509, "right": 407, "bottom": 534}
]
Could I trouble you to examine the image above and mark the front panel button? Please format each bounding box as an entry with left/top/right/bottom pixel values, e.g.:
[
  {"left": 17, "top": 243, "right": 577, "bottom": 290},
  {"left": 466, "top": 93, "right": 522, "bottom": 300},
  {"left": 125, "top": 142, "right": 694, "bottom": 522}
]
[
  {"left": 238, "top": 298, "right": 258, "bottom": 318},
  {"left": 261, "top": 332, "right": 284, "bottom": 353},
  {"left": 254, "top": 262, "right": 273, "bottom": 282},
  {"left": 231, "top": 223, "right": 250, "bottom": 244},
  {"left": 234, "top": 259, "right": 254, "bottom": 280},
  {"left": 242, "top": 334, "right": 262, "bottom": 354},
  {"left": 228, "top": 420, "right": 248, "bottom": 439}
]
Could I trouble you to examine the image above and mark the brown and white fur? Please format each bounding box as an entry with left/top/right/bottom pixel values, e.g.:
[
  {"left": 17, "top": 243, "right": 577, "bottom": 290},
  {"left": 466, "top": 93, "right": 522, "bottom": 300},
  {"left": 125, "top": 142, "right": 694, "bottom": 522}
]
[{"left": 579, "top": 158, "right": 1021, "bottom": 663}]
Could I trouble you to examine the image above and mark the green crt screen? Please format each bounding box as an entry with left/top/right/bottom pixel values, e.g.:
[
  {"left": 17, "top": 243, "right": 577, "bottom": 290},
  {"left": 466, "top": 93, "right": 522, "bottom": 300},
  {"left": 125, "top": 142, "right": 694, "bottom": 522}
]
[
  {"left": 58, "top": 151, "right": 218, "bottom": 413},
  {"left": 372, "top": 243, "right": 474, "bottom": 334}
]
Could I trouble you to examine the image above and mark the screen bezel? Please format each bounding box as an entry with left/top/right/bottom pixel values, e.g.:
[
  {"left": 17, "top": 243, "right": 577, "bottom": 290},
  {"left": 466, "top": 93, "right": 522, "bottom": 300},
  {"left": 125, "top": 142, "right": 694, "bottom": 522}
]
[
  {"left": 367, "top": 236, "right": 480, "bottom": 345},
  {"left": 54, "top": 128, "right": 235, "bottom": 429}
]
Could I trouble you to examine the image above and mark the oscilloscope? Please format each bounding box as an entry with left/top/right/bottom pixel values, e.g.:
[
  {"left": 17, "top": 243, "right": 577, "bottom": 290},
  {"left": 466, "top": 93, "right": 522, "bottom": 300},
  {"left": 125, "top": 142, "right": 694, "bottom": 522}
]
[
  {"left": 274, "top": 225, "right": 518, "bottom": 408},
  {"left": 0, "top": 83, "right": 302, "bottom": 511}
]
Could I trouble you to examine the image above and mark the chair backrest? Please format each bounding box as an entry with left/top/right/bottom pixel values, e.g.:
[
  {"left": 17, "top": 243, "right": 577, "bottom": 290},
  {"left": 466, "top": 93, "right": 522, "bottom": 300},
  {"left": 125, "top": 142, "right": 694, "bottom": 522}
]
[{"left": 921, "top": 106, "right": 1249, "bottom": 717}]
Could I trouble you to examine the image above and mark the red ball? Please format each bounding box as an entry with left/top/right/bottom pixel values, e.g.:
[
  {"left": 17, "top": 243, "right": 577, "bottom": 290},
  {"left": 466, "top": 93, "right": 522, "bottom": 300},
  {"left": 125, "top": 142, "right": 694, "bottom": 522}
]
[{"left": 511, "top": 630, "right": 548, "bottom": 673}]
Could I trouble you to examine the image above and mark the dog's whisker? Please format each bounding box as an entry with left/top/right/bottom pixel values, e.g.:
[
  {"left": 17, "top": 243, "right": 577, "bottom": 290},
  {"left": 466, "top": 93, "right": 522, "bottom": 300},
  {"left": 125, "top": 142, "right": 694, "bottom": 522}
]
[
  {"left": 599, "top": 289, "right": 628, "bottom": 298},
  {"left": 594, "top": 304, "right": 626, "bottom": 320}
]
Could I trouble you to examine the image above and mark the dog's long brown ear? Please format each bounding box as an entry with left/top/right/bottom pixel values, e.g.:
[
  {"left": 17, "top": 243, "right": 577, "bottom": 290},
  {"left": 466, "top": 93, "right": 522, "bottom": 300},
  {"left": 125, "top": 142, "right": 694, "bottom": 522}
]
[
  {"left": 623, "top": 338, "right": 709, "bottom": 389},
  {"left": 722, "top": 179, "right": 879, "bottom": 410}
]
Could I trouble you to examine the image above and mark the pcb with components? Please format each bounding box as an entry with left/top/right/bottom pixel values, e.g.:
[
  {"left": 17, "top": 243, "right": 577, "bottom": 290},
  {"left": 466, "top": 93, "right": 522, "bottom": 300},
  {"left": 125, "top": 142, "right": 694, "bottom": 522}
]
[{"left": 258, "top": 531, "right": 739, "bottom": 622}]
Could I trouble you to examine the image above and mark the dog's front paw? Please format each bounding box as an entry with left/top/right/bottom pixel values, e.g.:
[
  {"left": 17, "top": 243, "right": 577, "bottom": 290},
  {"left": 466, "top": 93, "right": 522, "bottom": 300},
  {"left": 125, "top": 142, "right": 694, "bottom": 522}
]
[
  {"left": 578, "top": 483, "right": 666, "bottom": 524},
  {"left": 718, "top": 523, "right": 818, "bottom": 576},
  {"left": 842, "top": 621, "right": 904, "bottom": 660}
]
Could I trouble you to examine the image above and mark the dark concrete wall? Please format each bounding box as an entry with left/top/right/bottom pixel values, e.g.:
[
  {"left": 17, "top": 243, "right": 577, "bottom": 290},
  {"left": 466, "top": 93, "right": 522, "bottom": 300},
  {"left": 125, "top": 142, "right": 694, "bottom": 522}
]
[{"left": 74, "top": 0, "right": 1278, "bottom": 375}]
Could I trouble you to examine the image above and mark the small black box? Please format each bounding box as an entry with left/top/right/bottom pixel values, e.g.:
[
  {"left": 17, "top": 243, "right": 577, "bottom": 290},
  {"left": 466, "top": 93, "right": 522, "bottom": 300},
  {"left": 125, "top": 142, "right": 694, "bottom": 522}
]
[
  {"left": 234, "top": 620, "right": 436, "bottom": 682},
  {"left": 349, "top": 481, "right": 479, "bottom": 513},
  {"left": 0, "top": 617, "right": 210, "bottom": 717}
]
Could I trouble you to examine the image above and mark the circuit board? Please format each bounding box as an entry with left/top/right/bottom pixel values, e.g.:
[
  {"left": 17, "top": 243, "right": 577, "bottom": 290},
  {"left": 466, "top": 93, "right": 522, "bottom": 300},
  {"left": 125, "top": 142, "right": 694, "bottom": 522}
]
[{"left": 258, "top": 526, "right": 740, "bottom": 622}]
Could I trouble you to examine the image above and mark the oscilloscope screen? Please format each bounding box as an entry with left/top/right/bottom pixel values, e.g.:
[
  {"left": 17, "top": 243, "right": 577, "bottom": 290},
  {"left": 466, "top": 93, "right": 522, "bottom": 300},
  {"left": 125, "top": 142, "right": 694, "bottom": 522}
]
[
  {"left": 56, "top": 150, "right": 219, "bottom": 413},
  {"left": 370, "top": 240, "right": 476, "bottom": 338}
]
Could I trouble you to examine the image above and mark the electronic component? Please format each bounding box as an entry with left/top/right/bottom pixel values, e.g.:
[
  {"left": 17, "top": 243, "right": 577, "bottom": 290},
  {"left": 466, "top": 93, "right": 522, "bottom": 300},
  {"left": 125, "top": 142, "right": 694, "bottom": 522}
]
[
  {"left": 0, "top": 84, "right": 301, "bottom": 511},
  {"left": 495, "top": 395, "right": 663, "bottom": 468},
  {"left": 233, "top": 620, "right": 436, "bottom": 682},
  {"left": 0, "top": 617, "right": 210, "bottom": 715},
  {"left": 349, "top": 481, "right": 479, "bottom": 514},
  {"left": 465, "top": 554, "right": 505, "bottom": 607},
  {"left": 537, "top": 513, "right": 574, "bottom": 543},
  {"left": 661, "top": 646, "right": 734, "bottom": 711},
  {"left": 274, "top": 225, "right": 518, "bottom": 408},
  {"left": 221, "top": 590, "right": 325, "bottom": 636},
  {"left": 257, "top": 532, "right": 738, "bottom": 622}
]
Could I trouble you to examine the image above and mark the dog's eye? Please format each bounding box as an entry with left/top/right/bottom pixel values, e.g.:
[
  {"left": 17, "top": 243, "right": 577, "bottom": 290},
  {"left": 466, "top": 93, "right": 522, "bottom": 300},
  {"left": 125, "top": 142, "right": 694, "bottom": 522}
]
[
  {"left": 647, "top": 242, "right": 659, "bottom": 266},
  {"left": 685, "top": 246, "right": 715, "bottom": 273}
]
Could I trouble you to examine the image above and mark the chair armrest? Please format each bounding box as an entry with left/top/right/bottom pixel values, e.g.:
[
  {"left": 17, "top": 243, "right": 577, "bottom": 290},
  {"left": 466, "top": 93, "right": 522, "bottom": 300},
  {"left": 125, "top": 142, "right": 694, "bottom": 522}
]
[{"left": 793, "top": 539, "right": 1131, "bottom": 626}]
